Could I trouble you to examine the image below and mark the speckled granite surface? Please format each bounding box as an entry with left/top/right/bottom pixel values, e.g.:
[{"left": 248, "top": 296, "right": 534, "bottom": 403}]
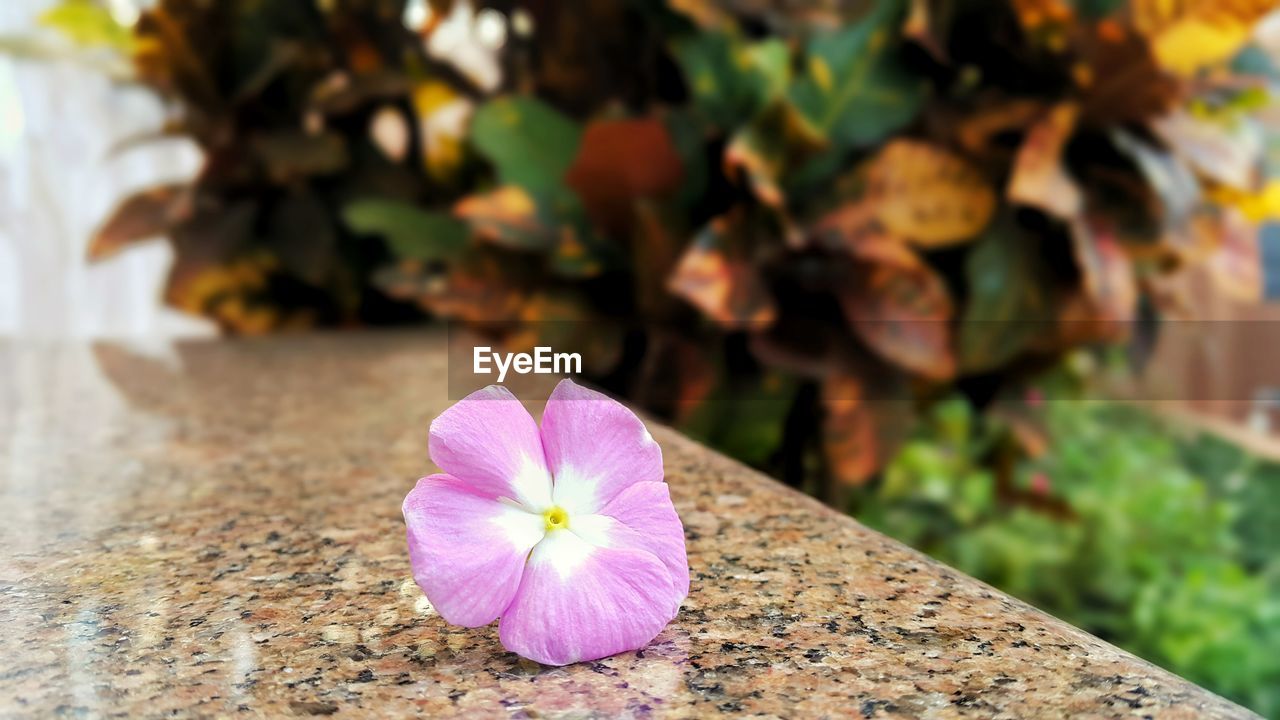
[{"left": 0, "top": 334, "right": 1256, "bottom": 718}]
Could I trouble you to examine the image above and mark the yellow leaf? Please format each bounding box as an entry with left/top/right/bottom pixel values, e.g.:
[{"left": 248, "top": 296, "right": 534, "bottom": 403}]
[
  {"left": 1211, "top": 180, "right": 1280, "bottom": 222},
  {"left": 864, "top": 140, "right": 996, "bottom": 247},
  {"left": 809, "top": 56, "right": 833, "bottom": 93},
  {"left": 412, "top": 80, "right": 459, "bottom": 116},
  {"left": 1152, "top": 18, "right": 1251, "bottom": 75},
  {"left": 1133, "top": 0, "right": 1275, "bottom": 75},
  {"left": 412, "top": 80, "right": 471, "bottom": 180}
]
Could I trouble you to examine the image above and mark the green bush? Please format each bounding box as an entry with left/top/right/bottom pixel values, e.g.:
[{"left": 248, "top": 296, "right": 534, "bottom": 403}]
[{"left": 853, "top": 397, "right": 1280, "bottom": 716}]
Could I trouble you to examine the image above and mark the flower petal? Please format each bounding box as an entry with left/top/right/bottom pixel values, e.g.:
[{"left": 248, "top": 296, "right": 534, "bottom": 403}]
[
  {"left": 568, "top": 513, "right": 686, "bottom": 613},
  {"left": 596, "top": 481, "right": 690, "bottom": 600},
  {"left": 403, "top": 474, "right": 545, "bottom": 627},
  {"left": 498, "top": 530, "right": 679, "bottom": 665},
  {"left": 540, "top": 379, "right": 663, "bottom": 513},
  {"left": 429, "top": 385, "right": 553, "bottom": 508}
]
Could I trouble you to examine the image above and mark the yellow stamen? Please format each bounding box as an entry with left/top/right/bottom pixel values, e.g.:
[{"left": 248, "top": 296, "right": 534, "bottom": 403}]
[{"left": 543, "top": 506, "right": 569, "bottom": 531}]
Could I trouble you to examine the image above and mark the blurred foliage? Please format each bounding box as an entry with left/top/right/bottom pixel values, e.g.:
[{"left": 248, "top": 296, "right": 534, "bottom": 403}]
[
  {"left": 857, "top": 391, "right": 1280, "bottom": 715},
  {"left": 23, "top": 0, "right": 1280, "bottom": 485}
]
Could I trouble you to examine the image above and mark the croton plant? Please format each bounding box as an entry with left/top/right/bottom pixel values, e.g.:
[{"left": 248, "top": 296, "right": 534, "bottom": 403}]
[{"left": 35, "top": 0, "right": 1280, "bottom": 489}]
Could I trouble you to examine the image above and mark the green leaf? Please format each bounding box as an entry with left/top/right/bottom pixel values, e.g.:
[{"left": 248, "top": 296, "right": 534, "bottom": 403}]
[
  {"left": 463, "top": 100, "right": 622, "bottom": 277},
  {"left": 1071, "top": 0, "right": 1126, "bottom": 19},
  {"left": 749, "top": 39, "right": 791, "bottom": 98},
  {"left": 664, "top": 109, "right": 710, "bottom": 209},
  {"left": 343, "top": 200, "right": 468, "bottom": 261},
  {"left": 470, "top": 97, "right": 581, "bottom": 195},
  {"left": 39, "top": 0, "right": 132, "bottom": 51},
  {"left": 724, "top": 100, "right": 825, "bottom": 209},
  {"left": 681, "top": 369, "right": 798, "bottom": 467},
  {"left": 788, "top": 0, "right": 926, "bottom": 150},
  {"left": 674, "top": 33, "right": 790, "bottom": 130},
  {"left": 958, "top": 216, "right": 1052, "bottom": 373}
]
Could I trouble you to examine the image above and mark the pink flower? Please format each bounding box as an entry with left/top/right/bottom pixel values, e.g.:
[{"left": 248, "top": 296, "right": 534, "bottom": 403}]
[{"left": 402, "top": 379, "right": 689, "bottom": 666}]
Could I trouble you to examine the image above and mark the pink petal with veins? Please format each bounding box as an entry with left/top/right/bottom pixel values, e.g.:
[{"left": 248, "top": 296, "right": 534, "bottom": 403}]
[
  {"left": 540, "top": 379, "right": 663, "bottom": 514},
  {"left": 597, "top": 481, "right": 690, "bottom": 600},
  {"left": 403, "top": 474, "right": 545, "bottom": 627},
  {"left": 498, "top": 529, "right": 679, "bottom": 665},
  {"left": 428, "top": 385, "right": 553, "bottom": 507}
]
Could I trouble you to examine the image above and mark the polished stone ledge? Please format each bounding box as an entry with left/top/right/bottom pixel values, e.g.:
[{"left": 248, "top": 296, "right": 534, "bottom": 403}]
[{"left": 0, "top": 333, "right": 1257, "bottom": 718}]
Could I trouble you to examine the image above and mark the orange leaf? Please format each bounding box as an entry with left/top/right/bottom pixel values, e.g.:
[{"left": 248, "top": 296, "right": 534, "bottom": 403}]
[
  {"left": 822, "top": 369, "right": 912, "bottom": 486},
  {"left": 954, "top": 99, "right": 1045, "bottom": 158},
  {"left": 565, "top": 118, "right": 684, "bottom": 235},
  {"left": 453, "top": 186, "right": 551, "bottom": 249},
  {"left": 668, "top": 215, "right": 776, "bottom": 330}
]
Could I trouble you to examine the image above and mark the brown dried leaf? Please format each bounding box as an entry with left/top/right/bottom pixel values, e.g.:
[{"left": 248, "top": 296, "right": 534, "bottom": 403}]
[
  {"left": 668, "top": 215, "right": 776, "bottom": 330},
  {"left": 954, "top": 99, "right": 1046, "bottom": 158},
  {"left": 822, "top": 369, "right": 912, "bottom": 486},
  {"left": 724, "top": 101, "right": 825, "bottom": 212},
  {"left": 89, "top": 184, "right": 190, "bottom": 261},
  {"left": 253, "top": 131, "right": 349, "bottom": 183},
  {"left": 1036, "top": 218, "right": 1139, "bottom": 349},
  {"left": 1077, "top": 20, "right": 1180, "bottom": 126},
  {"left": 163, "top": 201, "right": 258, "bottom": 313},
  {"left": 845, "top": 255, "right": 955, "bottom": 380},
  {"left": 903, "top": 0, "right": 948, "bottom": 62},
  {"left": 864, "top": 140, "right": 996, "bottom": 248},
  {"left": 454, "top": 186, "right": 552, "bottom": 250},
  {"left": 810, "top": 208, "right": 956, "bottom": 379},
  {"left": 1008, "top": 103, "right": 1082, "bottom": 219},
  {"left": 421, "top": 254, "right": 527, "bottom": 323}
]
